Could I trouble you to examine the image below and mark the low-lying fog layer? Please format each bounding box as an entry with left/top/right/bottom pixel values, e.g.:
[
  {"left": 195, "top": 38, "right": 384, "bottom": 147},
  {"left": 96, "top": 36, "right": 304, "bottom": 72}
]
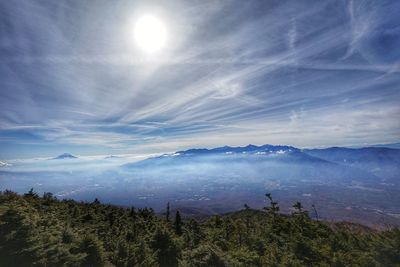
[{"left": 1, "top": 146, "right": 399, "bottom": 227}]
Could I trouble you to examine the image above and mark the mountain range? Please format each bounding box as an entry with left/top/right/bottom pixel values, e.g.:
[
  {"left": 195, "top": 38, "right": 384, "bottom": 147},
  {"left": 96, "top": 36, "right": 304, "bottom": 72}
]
[
  {"left": 120, "top": 144, "right": 400, "bottom": 226},
  {"left": 125, "top": 144, "right": 400, "bottom": 184}
]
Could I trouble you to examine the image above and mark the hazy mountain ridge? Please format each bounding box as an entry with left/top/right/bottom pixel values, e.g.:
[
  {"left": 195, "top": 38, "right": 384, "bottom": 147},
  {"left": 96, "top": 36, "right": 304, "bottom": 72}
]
[
  {"left": 177, "top": 144, "right": 299, "bottom": 155},
  {"left": 125, "top": 144, "right": 399, "bottom": 182},
  {"left": 303, "top": 147, "right": 400, "bottom": 181},
  {"left": 370, "top": 142, "right": 400, "bottom": 149}
]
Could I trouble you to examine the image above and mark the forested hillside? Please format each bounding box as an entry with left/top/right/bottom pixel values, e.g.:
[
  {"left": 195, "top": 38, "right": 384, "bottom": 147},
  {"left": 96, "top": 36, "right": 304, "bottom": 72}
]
[{"left": 1, "top": 190, "right": 399, "bottom": 267}]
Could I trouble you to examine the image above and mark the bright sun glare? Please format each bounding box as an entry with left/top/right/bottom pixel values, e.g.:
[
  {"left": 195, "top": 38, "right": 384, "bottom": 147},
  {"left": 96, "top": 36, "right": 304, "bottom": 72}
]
[{"left": 134, "top": 15, "right": 167, "bottom": 53}]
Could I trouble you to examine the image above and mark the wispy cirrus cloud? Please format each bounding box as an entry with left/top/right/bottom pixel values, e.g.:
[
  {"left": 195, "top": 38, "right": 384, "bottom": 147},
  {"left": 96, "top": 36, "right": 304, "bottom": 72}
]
[{"left": 0, "top": 0, "right": 399, "bottom": 159}]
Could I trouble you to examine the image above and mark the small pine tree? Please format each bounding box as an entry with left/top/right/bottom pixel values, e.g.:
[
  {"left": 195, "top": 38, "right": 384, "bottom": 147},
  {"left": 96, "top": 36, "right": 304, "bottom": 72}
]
[
  {"left": 185, "top": 219, "right": 203, "bottom": 248},
  {"left": 24, "top": 188, "right": 38, "bottom": 198},
  {"left": 174, "top": 211, "right": 183, "bottom": 235},
  {"left": 311, "top": 204, "right": 319, "bottom": 221},
  {"left": 150, "top": 228, "right": 179, "bottom": 267},
  {"left": 264, "top": 193, "right": 279, "bottom": 216},
  {"left": 79, "top": 235, "right": 106, "bottom": 267},
  {"left": 43, "top": 192, "right": 54, "bottom": 201},
  {"left": 166, "top": 202, "right": 170, "bottom": 222},
  {"left": 293, "top": 201, "right": 303, "bottom": 213},
  {"left": 129, "top": 207, "right": 136, "bottom": 219}
]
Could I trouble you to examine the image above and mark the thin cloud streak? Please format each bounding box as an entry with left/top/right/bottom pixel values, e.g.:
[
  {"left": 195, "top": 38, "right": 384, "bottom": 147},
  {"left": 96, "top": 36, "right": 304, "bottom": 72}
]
[{"left": 0, "top": 0, "right": 399, "bottom": 159}]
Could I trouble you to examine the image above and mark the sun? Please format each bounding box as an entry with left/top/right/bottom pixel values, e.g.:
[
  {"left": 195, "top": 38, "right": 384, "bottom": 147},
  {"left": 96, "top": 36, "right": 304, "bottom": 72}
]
[{"left": 134, "top": 15, "right": 167, "bottom": 53}]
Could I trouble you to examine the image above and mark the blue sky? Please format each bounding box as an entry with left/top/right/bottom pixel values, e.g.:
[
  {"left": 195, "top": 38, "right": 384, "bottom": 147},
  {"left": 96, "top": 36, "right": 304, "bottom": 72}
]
[{"left": 0, "top": 0, "right": 399, "bottom": 159}]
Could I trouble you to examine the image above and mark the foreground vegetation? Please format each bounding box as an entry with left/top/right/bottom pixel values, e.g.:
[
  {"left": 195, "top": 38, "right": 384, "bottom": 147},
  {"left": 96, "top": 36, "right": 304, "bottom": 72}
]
[{"left": 0, "top": 190, "right": 399, "bottom": 267}]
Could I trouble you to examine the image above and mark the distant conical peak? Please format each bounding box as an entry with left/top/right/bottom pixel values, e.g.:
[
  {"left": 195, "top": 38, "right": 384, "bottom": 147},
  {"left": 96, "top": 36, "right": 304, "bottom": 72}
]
[{"left": 54, "top": 153, "right": 77, "bottom": 159}]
